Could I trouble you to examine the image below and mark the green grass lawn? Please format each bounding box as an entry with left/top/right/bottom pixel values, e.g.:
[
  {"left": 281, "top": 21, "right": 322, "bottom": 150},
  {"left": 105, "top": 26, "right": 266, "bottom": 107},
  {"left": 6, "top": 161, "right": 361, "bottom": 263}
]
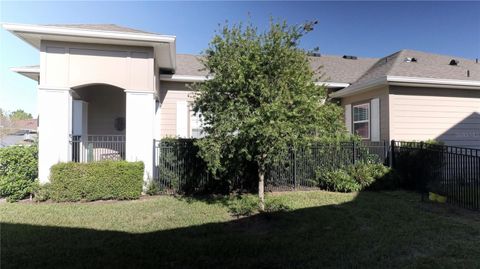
[{"left": 1, "top": 191, "right": 479, "bottom": 269}]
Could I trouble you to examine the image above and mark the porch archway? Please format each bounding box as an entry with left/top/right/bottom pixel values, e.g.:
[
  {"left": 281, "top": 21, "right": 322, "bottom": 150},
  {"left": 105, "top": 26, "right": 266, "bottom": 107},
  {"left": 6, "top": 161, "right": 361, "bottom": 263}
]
[{"left": 71, "top": 83, "right": 126, "bottom": 161}]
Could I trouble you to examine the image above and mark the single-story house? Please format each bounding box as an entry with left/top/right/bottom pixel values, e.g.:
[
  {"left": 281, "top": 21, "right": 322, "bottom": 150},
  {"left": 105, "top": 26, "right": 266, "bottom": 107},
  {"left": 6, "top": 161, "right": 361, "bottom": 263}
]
[
  {"left": 3, "top": 23, "right": 479, "bottom": 183},
  {"left": 0, "top": 119, "right": 38, "bottom": 148}
]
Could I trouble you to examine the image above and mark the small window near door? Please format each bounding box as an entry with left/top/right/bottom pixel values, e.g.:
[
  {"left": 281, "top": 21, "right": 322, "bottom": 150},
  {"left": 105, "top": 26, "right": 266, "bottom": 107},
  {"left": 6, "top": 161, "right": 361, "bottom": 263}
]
[{"left": 353, "top": 103, "right": 370, "bottom": 139}]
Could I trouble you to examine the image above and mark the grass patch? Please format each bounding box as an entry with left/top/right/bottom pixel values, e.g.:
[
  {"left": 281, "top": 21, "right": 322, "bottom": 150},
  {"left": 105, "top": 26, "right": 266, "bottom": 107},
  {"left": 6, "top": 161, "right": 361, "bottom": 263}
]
[{"left": 1, "top": 191, "right": 479, "bottom": 268}]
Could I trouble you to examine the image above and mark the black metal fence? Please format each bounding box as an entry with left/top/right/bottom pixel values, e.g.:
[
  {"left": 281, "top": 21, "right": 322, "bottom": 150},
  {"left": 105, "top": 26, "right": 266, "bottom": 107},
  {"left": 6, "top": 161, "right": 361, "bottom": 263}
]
[
  {"left": 153, "top": 139, "right": 480, "bottom": 210},
  {"left": 392, "top": 141, "right": 480, "bottom": 210},
  {"left": 71, "top": 135, "right": 126, "bottom": 162},
  {"left": 153, "top": 140, "right": 388, "bottom": 193},
  {"left": 266, "top": 141, "right": 388, "bottom": 191}
]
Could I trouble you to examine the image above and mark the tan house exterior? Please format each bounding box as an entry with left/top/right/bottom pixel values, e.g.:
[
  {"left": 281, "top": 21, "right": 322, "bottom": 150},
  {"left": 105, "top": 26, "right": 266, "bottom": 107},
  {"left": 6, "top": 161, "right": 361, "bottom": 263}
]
[
  {"left": 4, "top": 23, "right": 480, "bottom": 183},
  {"left": 332, "top": 50, "right": 480, "bottom": 148}
]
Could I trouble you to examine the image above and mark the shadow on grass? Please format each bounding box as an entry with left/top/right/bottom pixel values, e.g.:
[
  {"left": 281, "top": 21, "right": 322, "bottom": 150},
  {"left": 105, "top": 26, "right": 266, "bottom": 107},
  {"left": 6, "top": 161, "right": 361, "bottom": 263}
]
[{"left": 2, "top": 192, "right": 480, "bottom": 269}]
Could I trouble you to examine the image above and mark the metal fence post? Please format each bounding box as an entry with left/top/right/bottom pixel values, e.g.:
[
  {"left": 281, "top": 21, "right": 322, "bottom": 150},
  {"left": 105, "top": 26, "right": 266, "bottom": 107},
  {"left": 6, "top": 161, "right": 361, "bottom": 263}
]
[
  {"left": 390, "top": 140, "right": 395, "bottom": 168},
  {"left": 352, "top": 140, "right": 356, "bottom": 165},
  {"left": 293, "top": 148, "right": 297, "bottom": 190}
]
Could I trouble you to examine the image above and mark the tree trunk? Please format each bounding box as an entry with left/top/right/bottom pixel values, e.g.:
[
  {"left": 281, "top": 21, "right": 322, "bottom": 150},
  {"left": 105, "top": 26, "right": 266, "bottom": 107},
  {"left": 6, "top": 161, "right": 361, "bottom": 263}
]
[{"left": 258, "top": 165, "right": 265, "bottom": 212}]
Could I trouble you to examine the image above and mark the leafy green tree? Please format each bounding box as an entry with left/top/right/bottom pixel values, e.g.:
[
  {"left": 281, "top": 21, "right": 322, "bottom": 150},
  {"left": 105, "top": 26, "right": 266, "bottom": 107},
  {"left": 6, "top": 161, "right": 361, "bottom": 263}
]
[
  {"left": 192, "top": 20, "right": 345, "bottom": 210},
  {"left": 9, "top": 109, "right": 32, "bottom": 121}
]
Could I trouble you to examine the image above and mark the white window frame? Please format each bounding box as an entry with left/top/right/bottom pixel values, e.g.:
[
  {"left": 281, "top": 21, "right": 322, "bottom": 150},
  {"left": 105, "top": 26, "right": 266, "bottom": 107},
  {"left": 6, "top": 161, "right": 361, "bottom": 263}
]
[
  {"left": 352, "top": 103, "right": 370, "bottom": 140},
  {"left": 188, "top": 103, "right": 203, "bottom": 138}
]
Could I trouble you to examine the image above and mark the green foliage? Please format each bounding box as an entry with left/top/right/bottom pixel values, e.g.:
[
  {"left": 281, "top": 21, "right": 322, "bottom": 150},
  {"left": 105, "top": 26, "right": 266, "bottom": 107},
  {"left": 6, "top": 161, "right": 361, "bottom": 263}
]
[
  {"left": 0, "top": 144, "right": 38, "bottom": 201},
  {"left": 394, "top": 141, "right": 444, "bottom": 191},
  {"left": 145, "top": 180, "right": 161, "bottom": 196},
  {"left": 347, "top": 162, "right": 390, "bottom": 188},
  {"left": 225, "top": 195, "right": 259, "bottom": 217},
  {"left": 0, "top": 175, "right": 34, "bottom": 202},
  {"left": 33, "top": 182, "right": 51, "bottom": 202},
  {"left": 49, "top": 161, "right": 144, "bottom": 202},
  {"left": 317, "top": 169, "right": 361, "bottom": 193},
  {"left": 0, "top": 144, "right": 38, "bottom": 180},
  {"left": 192, "top": 19, "right": 345, "bottom": 181},
  {"left": 157, "top": 138, "right": 257, "bottom": 194},
  {"left": 9, "top": 109, "right": 32, "bottom": 121},
  {"left": 316, "top": 162, "right": 397, "bottom": 193},
  {"left": 264, "top": 197, "right": 291, "bottom": 212}
]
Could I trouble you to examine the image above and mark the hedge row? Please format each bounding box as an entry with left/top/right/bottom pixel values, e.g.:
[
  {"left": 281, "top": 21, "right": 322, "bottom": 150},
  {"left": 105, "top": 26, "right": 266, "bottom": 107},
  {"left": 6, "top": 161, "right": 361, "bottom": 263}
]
[
  {"left": 48, "top": 161, "right": 144, "bottom": 202},
  {"left": 0, "top": 144, "right": 38, "bottom": 202}
]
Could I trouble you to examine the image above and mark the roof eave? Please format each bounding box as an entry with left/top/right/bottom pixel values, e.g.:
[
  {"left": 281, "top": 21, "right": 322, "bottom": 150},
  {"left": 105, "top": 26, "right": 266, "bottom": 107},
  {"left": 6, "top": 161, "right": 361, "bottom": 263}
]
[
  {"left": 160, "top": 74, "right": 209, "bottom": 83},
  {"left": 314, "top": 81, "right": 350, "bottom": 88},
  {"left": 329, "top": 77, "right": 387, "bottom": 98},
  {"left": 387, "top": 76, "right": 480, "bottom": 90},
  {"left": 330, "top": 76, "right": 480, "bottom": 98},
  {"left": 2, "top": 23, "right": 177, "bottom": 71},
  {"left": 10, "top": 67, "right": 40, "bottom": 81}
]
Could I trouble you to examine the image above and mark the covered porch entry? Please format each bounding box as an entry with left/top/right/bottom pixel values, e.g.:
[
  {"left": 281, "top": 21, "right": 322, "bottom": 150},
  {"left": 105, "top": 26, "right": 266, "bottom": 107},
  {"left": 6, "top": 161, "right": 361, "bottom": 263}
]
[{"left": 71, "top": 84, "right": 126, "bottom": 162}]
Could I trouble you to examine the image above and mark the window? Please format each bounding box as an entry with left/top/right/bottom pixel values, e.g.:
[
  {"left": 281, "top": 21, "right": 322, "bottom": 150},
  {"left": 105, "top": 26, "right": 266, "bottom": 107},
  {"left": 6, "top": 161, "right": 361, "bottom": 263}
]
[
  {"left": 189, "top": 109, "right": 204, "bottom": 138},
  {"left": 353, "top": 103, "right": 370, "bottom": 139}
]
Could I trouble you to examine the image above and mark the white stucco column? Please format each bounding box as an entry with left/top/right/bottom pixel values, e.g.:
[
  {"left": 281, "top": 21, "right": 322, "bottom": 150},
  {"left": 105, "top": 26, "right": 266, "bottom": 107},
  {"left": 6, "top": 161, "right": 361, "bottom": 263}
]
[
  {"left": 38, "top": 86, "right": 72, "bottom": 183},
  {"left": 125, "top": 91, "right": 155, "bottom": 182}
]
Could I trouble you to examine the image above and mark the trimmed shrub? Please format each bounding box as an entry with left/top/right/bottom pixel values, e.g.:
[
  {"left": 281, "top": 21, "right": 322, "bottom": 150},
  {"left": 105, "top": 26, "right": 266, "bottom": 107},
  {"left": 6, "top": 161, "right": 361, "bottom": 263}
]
[
  {"left": 34, "top": 183, "right": 51, "bottom": 202},
  {"left": 145, "top": 180, "right": 161, "bottom": 196},
  {"left": 394, "top": 141, "right": 444, "bottom": 192},
  {"left": 316, "top": 162, "right": 398, "bottom": 193},
  {"left": 49, "top": 161, "right": 144, "bottom": 202},
  {"left": 0, "top": 175, "right": 36, "bottom": 202},
  {"left": 347, "top": 162, "right": 392, "bottom": 188},
  {"left": 0, "top": 144, "right": 38, "bottom": 202},
  {"left": 317, "top": 169, "right": 361, "bottom": 193}
]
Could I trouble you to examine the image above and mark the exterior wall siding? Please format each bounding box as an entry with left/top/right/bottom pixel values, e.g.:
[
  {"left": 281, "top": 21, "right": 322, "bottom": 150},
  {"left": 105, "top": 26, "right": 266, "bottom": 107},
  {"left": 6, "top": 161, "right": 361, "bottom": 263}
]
[
  {"left": 159, "top": 81, "right": 195, "bottom": 137},
  {"left": 74, "top": 85, "right": 126, "bottom": 135},
  {"left": 389, "top": 86, "right": 480, "bottom": 148},
  {"left": 340, "top": 86, "right": 390, "bottom": 141},
  {"left": 41, "top": 41, "right": 154, "bottom": 91}
]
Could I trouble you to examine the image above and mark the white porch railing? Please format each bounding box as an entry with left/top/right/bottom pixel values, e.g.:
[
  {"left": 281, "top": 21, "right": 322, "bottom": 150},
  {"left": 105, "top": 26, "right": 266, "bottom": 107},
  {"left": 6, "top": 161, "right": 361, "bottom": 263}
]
[{"left": 71, "top": 135, "right": 126, "bottom": 162}]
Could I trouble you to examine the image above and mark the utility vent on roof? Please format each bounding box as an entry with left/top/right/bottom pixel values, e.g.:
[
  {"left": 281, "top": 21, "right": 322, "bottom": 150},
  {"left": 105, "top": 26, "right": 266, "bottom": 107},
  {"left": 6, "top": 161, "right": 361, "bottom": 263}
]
[
  {"left": 449, "top": 59, "right": 459, "bottom": 66},
  {"left": 404, "top": 57, "right": 417, "bottom": 63},
  {"left": 308, "top": 52, "right": 322, "bottom": 57},
  {"left": 342, "top": 55, "right": 357, "bottom": 60}
]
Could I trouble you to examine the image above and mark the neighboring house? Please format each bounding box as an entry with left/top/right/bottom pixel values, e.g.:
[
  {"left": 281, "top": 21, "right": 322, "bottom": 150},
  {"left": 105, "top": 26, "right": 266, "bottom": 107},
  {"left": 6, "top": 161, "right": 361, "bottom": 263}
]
[
  {"left": 331, "top": 50, "right": 480, "bottom": 149},
  {"left": 0, "top": 119, "right": 38, "bottom": 148},
  {"left": 3, "top": 23, "right": 479, "bottom": 183}
]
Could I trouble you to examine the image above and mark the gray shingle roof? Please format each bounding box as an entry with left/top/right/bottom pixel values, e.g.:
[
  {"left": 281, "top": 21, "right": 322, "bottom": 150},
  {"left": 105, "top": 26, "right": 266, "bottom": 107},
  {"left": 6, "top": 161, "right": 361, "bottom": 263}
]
[
  {"left": 44, "top": 24, "right": 158, "bottom": 35},
  {"left": 308, "top": 55, "right": 378, "bottom": 83},
  {"left": 15, "top": 49, "right": 480, "bottom": 86},
  {"left": 175, "top": 54, "right": 208, "bottom": 76},
  {"left": 353, "top": 49, "right": 480, "bottom": 86},
  {"left": 175, "top": 50, "right": 480, "bottom": 84},
  {"left": 174, "top": 54, "right": 379, "bottom": 83}
]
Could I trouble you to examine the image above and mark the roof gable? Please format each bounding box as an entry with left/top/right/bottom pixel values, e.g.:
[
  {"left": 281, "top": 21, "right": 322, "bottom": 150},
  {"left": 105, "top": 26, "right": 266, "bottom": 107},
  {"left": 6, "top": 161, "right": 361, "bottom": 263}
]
[
  {"left": 44, "top": 24, "right": 157, "bottom": 35},
  {"left": 351, "top": 49, "right": 480, "bottom": 87}
]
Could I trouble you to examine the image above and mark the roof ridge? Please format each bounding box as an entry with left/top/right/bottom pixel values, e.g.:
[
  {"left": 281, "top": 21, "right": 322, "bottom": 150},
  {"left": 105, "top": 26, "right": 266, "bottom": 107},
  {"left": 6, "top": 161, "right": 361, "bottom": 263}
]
[
  {"left": 351, "top": 50, "right": 402, "bottom": 84},
  {"left": 385, "top": 50, "right": 407, "bottom": 76},
  {"left": 43, "top": 23, "right": 158, "bottom": 35}
]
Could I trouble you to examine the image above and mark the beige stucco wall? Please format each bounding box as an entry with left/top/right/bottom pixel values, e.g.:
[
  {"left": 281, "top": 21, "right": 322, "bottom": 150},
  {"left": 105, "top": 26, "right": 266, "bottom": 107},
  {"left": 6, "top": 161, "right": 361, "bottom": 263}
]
[
  {"left": 40, "top": 41, "right": 154, "bottom": 91},
  {"left": 74, "top": 85, "right": 126, "bottom": 135},
  {"left": 389, "top": 86, "right": 480, "bottom": 148},
  {"left": 341, "top": 86, "right": 390, "bottom": 141},
  {"left": 159, "top": 81, "right": 196, "bottom": 137}
]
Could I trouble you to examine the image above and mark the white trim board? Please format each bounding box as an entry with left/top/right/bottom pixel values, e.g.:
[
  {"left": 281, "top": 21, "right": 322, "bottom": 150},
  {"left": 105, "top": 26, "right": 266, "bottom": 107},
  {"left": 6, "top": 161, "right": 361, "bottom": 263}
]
[
  {"left": 160, "top": 74, "right": 209, "bottom": 83},
  {"left": 2, "top": 23, "right": 177, "bottom": 71},
  {"left": 314, "top": 81, "right": 350, "bottom": 88},
  {"left": 159, "top": 75, "right": 351, "bottom": 88},
  {"left": 330, "top": 76, "right": 480, "bottom": 98}
]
